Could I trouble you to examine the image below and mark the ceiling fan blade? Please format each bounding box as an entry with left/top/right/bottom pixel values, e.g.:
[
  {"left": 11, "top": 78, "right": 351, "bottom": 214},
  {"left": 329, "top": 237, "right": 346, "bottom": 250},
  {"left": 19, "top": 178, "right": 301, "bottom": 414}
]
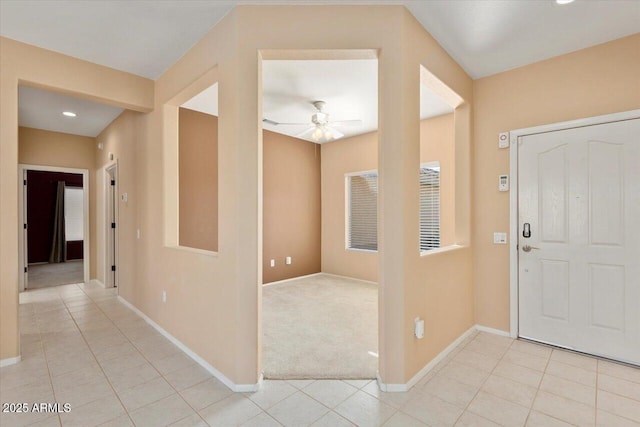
[
  {"left": 330, "top": 119, "right": 362, "bottom": 126},
  {"left": 263, "top": 118, "right": 310, "bottom": 126},
  {"left": 325, "top": 126, "right": 344, "bottom": 140},
  {"left": 295, "top": 126, "right": 317, "bottom": 139}
]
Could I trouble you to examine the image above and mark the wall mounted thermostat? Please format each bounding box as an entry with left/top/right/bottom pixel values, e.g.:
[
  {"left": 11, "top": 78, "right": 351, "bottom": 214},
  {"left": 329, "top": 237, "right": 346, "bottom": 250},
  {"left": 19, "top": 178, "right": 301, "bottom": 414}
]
[
  {"left": 499, "top": 175, "right": 509, "bottom": 192},
  {"left": 498, "top": 132, "right": 510, "bottom": 149}
]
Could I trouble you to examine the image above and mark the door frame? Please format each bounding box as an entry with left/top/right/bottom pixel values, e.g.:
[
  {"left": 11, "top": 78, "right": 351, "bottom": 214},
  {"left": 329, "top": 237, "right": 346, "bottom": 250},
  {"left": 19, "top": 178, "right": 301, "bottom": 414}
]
[
  {"left": 508, "top": 109, "right": 640, "bottom": 338},
  {"left": 18, "top": 164, "right": 90, "bottom": 292},
  {"left": 104, "top": 161, "right": 119, "bottom": 290}
]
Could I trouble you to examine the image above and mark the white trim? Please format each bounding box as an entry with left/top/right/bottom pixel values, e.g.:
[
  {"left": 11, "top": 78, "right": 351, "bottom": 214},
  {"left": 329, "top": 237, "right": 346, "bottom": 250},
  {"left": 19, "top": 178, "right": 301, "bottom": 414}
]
[
  {"left": 376, "top": 372, "right": 405, "bottom": 393},
  {"left": 346, "top": 247, "right": 378, "bottom": 254},
  {"left": 166, "top": 245, "right": 219, "bottom": 257},
  {"left": 509, "top": 133, "right": 519, "bottom": 339},
  {"left": 508, "top": 109, "right": 640, "bottom": 338},
  {"left": 117, "top": 296, "right": 260, "bottom": 392},
  {"left": 376, "top": 325, "right": 477, "bottom": 392},
  {"left": 376, "top": 324, "right": 514, "bottom": 392},
  {"left": 0, "top": 355, "right": 21, "bottom": 367},
  {"left": 104, "top": 162, "right": 119, "bottom": 290},
  {"left": 18, "top": 164, "right": 90, "bottom": 292},
  {"left": 262, "top": 272, "right": 323, "bottom": 286},
  {"left": 476, "top": 325, "right": 511, "bottom": 337},
  {"left": 320, "top": 272, "right": 378, "bottom": 286},
  {"left": 88, "top": 279, "right": 105, "bottom": 288},
  {"left": 420, "top": 244, "right": 465, "bottom": 257}
]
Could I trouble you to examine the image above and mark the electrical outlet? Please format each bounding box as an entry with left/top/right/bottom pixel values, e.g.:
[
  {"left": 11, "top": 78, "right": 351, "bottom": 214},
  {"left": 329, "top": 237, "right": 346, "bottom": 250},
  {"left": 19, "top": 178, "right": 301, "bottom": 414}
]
[
  {"left": 414, "top": 317, "right": 425, "bottom": 339},
  {"left": 285, "top": 256, "right": 292, "bottom": 265},
  {"left": 162, "top": 291, "right": 167, "bottom": 303}
]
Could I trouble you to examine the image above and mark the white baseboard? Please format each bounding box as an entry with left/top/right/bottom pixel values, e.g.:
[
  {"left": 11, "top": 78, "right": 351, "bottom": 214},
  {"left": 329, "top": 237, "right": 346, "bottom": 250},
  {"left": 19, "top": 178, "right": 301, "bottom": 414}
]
[
  {"left": 320, "top": 272, "right": 378, "bottom": 286},
  {"left": 376, "top": 324, "right": 514, "bottom": 392},
  {"left": 262, "top": 272, "right": 323, "bottom": 286},
  {"left": 0, "top": 355, "right": 21, "bottom": 367},
  {"left": 88, "top": 279, "right": 106, "bottom": 288},
  {"left": 476, "top": 325, "right": 511, "bottom": 337},
  {"left": 376, "top": 325, "right": 477, "bottom": 392},
  {"left": 117, "top": 296, "right": 260, "bottom": 392}
]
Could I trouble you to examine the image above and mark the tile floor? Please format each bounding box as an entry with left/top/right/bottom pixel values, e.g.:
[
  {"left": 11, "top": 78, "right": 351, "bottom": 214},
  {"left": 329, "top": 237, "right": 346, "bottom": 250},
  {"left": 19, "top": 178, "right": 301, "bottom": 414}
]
[{"left": 1, "top": 283, "right": 639, "bottom": 426}]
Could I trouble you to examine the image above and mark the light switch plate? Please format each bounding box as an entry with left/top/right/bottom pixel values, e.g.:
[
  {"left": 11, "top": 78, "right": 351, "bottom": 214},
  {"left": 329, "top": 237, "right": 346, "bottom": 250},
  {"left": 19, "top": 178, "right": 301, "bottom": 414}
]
[{"left": 494, "top": 232, "right": 508, "bottom": 244}]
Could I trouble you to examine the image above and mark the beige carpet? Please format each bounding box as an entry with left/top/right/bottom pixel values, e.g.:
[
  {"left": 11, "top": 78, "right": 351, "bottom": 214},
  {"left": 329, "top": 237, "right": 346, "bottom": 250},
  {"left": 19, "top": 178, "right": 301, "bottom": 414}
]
[
  {"left": 262, "top": 273, "right": 378, "bottom": 379},
  {"left": 27, "top": 261, "right": 84, "bottom": 289}
]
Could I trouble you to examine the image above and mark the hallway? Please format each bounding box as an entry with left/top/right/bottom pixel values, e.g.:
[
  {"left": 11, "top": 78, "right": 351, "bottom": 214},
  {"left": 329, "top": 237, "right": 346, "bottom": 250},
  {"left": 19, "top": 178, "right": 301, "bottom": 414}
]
[{"left": 25, "top": 262, "right": 84, "bottom": 289}]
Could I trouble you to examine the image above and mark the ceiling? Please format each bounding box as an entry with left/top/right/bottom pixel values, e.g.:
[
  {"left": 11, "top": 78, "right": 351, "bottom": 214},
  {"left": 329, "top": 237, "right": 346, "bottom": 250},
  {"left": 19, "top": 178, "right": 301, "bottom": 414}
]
[
  {"left": 0, "top": 1, "right": 232, "bottom": 79},
  {"left": 261, "top": 60, "right": 379, "bottom": 141},
  {"left": 182, "top": 84, "right": 219, "bottom": 116},
  {"left": 19, "top": 86, "right": 124, "bottom": 137},
  {"left": 405, "top": 0, "right": 640, "bottom": 78},
  {"left": 1, "top": 1, "right": 638, "bottom": 80},
  {"left": 181, "top": 60, "right": 453, "bottom": 143},
  {"left": 5, "top": 1, "right": 637, "bottom": 139}
]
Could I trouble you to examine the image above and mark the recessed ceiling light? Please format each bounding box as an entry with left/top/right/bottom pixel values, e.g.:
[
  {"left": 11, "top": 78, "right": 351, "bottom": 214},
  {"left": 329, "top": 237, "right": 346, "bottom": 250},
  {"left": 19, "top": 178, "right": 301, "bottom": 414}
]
[
  {"left": 62, "top": 111, "right": 77, "bottom": 117},
  {"left": 556, "top": 0, "right": 575, "bottom": 4}
]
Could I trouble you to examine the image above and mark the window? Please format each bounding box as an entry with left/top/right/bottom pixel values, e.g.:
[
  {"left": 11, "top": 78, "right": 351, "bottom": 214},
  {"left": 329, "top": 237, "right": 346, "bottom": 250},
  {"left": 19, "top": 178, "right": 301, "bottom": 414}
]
[
  {"left": 420, "top": 163, "right": 440, "bottom": 251},
  {"left": 347, "top": 172, "right": 378, "bottom": 251},
  {"left": 64, "top": 187, "right": 84, "bottom": 241}
]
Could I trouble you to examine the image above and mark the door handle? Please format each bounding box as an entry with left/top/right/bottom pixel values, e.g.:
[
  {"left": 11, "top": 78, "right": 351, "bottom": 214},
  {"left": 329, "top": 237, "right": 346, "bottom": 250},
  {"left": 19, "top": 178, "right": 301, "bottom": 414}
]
[{"left": 522, "top": 245, "right": 539, "bottom": 252}]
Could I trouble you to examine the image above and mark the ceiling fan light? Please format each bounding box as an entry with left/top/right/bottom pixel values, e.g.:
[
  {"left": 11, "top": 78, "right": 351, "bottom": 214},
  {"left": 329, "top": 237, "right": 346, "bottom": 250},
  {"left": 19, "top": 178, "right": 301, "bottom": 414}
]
[{"left": 312, "top": 126, "right": 324, "bottom": 141}]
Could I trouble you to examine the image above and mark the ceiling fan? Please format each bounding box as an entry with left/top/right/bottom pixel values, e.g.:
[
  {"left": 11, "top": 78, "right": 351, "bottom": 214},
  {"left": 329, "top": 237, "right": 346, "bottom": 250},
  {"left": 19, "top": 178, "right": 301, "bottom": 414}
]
[{"left": 263, "top": 100, "right": 362, "bottom": 143}]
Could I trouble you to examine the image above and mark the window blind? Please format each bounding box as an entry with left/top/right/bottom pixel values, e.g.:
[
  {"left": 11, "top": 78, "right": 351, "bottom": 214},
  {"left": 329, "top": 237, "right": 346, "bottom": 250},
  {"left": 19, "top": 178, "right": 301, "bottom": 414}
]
[
  {"left": 347, "top": 173, "right": 378, "bottom": 251},
  {"left": 420, "top": 166, "right": 440, "bottom": 251},
  {"left": 64, "top": 187, "right": 84, "bottom": 241}
]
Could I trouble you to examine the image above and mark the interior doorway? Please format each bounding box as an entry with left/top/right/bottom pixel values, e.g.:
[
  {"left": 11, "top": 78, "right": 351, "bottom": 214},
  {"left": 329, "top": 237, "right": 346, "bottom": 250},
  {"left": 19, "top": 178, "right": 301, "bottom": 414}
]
[
  {"left": 105, "top": 163, "right": 119, "bottom": 289},
  {"left": 18, "top": 165, "right": 90, "bottom": 291},
  {"left": 260, "top": 55, "right": 380, "bottom": 379}
]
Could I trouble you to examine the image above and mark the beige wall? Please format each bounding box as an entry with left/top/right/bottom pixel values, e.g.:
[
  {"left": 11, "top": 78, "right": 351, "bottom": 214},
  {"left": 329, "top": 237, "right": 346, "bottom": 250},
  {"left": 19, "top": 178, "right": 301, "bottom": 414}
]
[
  {"left": 473, "top": 34, "right": 640, "bottom": 332},
  {"left": 18, "top": 127, "right": 98, "bottom": 278},
  {"left": 95, "top": 110, "right": 141, "bottom": 302},
  {"left": 263, "top": 130, "right": 321, "bottom": 284},
  {"left": 1, "top": 35, "right": 153, "bottom": 361},
  {"left": 178, "top": 108, "right": 218, "bottom": 252},
  {"left": 176, "top": 106, "right": 321, "bottom": 282},
  {"left": 322, "top": 113, "right": 456, "bottom": 283},
  {"left": 321, "top": 131, "right": 378, "bottom": 282},
  {"left": 2, "top": 6, "right": 474, "bottom": 386},
  {"left": 145, "top": 5, "right": 473, "bottom": 385}
]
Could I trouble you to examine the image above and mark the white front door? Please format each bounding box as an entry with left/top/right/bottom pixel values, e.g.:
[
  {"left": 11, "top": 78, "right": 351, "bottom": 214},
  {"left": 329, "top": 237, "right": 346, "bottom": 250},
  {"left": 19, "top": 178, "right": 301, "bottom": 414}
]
[{"left": 518, "top": 118, "right": 640, "bottom": 365}]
